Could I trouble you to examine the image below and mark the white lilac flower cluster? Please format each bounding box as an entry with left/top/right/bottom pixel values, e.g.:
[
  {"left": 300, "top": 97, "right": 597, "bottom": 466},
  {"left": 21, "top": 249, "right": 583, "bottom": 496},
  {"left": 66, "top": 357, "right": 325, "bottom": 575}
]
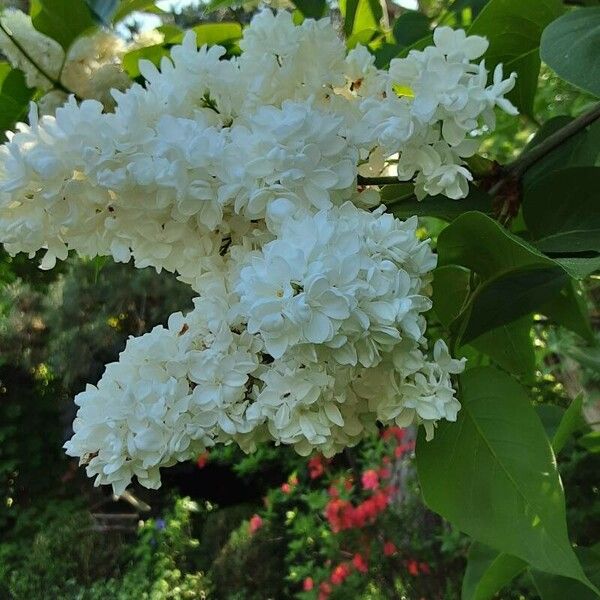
[
  {"left": 0, "top": 11, "right": 516, "bottom": 494},
  {"left": 64, "top": 204, "right": 465, "bottom": 495},
  {"left": 0, "top": 8, "right": 163, "bottom": 110}
]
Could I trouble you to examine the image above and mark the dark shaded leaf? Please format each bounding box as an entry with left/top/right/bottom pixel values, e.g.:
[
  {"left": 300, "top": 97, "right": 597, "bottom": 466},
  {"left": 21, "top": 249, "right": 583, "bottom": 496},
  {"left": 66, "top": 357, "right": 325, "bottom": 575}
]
[
  {"left": 541, "top": 7, "right": 600, "bottom": 97},
  {"left": 462, "top": 542, "right": 526, "bottom": 600},
  {"left": 30, "top": 0, "right": 96, "bottom": 50},
  {"left": 384, "top": 186, "right": 493, "bottom": 221},
  {"left": 523, "top": 167, "right": 600, "bottom": 254},
  {"left": 0, "top": 63, "right": 35, "bottom": 138},
  {"left": 456, "top": 265, "right": 568, "bottom": 344},
  {"left": 291, "top": 0, "right": 327, "bottom": 19}
]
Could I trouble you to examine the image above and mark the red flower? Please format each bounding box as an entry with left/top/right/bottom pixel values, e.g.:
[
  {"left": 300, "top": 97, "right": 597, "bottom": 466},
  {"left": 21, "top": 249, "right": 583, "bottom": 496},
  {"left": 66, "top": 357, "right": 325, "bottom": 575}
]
[
  {"left": 281, "top": 483, "right": 292, "bottom": 494},
  {"left": 196, "top": 452, "right": 209, "bottom": 468},
  {"left": 383, "top": 541, "right": 397, "bottom": 556},
  {"left": 352, "top": 553, "right": 368, "bottom": 573},
  {"left": 318, "top": 582, "right": 332, "bottom": 600},
  {"left": 249, "top": 514, "right": 263, "bottom": 534},
  {"left": 361, "top": 469, "right": 379, "bottom": 490},
  {"left": 407, "top": 559, "right": 419, "bottom": 576},
  {"left": 308, "top": 455, "right": 325, "bottom": 479},
  {"left": 382, "top": 426, "right": 406, "bottom": 442},
  {"left": 331, "top": 563, "right": 351, "bottom": 585},
  {"left": 303, "top": 577, "right": 314, "bottom": 591},
  {"left": 378, "top": 466, "right": 391, "bottom": 479},
  {"left": 325, "top": 498, "right": 355, "bottom": 532}
]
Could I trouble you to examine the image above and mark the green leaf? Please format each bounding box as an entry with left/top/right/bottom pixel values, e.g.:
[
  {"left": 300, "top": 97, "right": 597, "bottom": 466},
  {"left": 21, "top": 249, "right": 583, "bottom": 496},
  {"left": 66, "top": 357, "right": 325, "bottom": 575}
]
[
  {"left": 339, "top": 0, "right": 383, "bottom": 39},
  {"left": 432, "top": 265, "right": 535, "bottom": 378},
  {"left": 123, "top": 45, "right": 170, "bottom": 79},
  {"left": 438, "top": 212, "right": 586, "bottom": 343},
  {"left": 171, "top": 22, "right": 242, "bottom": 46},
  {"left": 468, "top": 0, "right": 564, "bottom": 115},
  {"left": 541, "top": 280, "right": 594, "bottom": 343},
  {"left": 113, "top": 0, "right": 161, "bottom": 23},
  {"left": 432, "top": 265, "right": 472, "bottom": 328},
  {"left": 468, "top": 317, "right": 534, "bottom": 380},
  {"left": 30, "top": 0, "right": 96, "bottom": 51},
  {"left": 462, "top": 542, "right": 526, "bottom": 600},
  {"left": 554, "top": 256, "right": 600, "bottom": 279},
  {"left": 0, "top": 64, "right": 35, "bottom": 138},
  {"left": 531, "top": 546, "right": 600, "bottom": 600},
  {"left": 452, "top": 0, "right": 491, "bottom": 18},
  {"left": 416, "top": 367, "right": 594, "bottom": 590},
  {"left": 437, "top": 211, "right": 556, "bottom": 279},
  {"left": 84, "top": 0, "right": 118, "bottom": 25},
  {"left": 291, "top": 0, "right": 327, "bottom": 19},
  {"left": 523, "top": 116, "right": 600, "bottom": 188},
  {"left": 523, "top": 167, "right": 600, "bottom": 254},
  {"left": 540, "top": 7, "right": 600, "bottom": 97},
  {"left": 384, "top": 185, "right": 493, "bottom": 221},
  {"left": 392, "top": 11, "right": 430, "bottom": 47},
  {"left": 456, "top": 265, "right": 568, "bottom": 344},
  {"left": 579, "top": 431, "right": 600, "bottom": 453},
  {"left": 536, "top": 404, "right": 566, "bottom": 442},
  {"left": 552, "top": 394, "right": 585, "bottom": 454}
]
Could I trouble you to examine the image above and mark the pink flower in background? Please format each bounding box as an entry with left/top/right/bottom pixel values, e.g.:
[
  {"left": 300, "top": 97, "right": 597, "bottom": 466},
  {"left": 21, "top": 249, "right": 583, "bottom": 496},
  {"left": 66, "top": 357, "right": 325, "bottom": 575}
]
[
  {"left": 383, "top": 541, "right": 397, "bottom": 556},
  {"left": 361, "top": 469, "right": 379, "bottom": 490},
  {"left": 303, "top": 577, "right": 314, "bottom": 591},
  {"left": 353, "top": 553, "right": 368, "bottom": 573},
  {"left": 249, "top": 514, "right": 263, "bottom": 534}
]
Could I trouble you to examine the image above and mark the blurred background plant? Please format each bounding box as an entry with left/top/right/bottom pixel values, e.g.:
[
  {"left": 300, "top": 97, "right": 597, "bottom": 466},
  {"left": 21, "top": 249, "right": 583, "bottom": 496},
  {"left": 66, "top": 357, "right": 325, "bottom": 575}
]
[{"left": 0, "top": 0, "right": 598, "bottom": 598}]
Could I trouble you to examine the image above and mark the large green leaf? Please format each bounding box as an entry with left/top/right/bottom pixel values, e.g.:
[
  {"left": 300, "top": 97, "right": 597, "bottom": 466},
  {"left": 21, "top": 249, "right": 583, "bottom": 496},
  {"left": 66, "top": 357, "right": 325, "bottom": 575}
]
[
  {"left": 531, "top": 546, "right": 600, "bottom": 600},
  {"left": 30, "top": 0, "right": 96, "bottom": 51},
  {"left": 541, "top": 280, "right": 594, "bottom": 343},
  {"left": 462, "top": 542, "right": 526, "bottom": 600},
  {"left": 432, "top": 265, "right": 535, "bottom": 378},
  {"left": 541, "top": 7, "right": 600, "bottom": 97},
  {"left": 123, "top": 45, "right": 171, "bottom": 79},
  {"left": 468, "top": 0, "right": 564, "bottom": 115},
  {"left": 339, "top": 0, "right": 383, "bottom": 39},
  {"left": 291, "top": 0, "right": 327, "bottom": 19},
  {"left": 113, "top": 0, "right": 162, "bottom": 23},
  {"left": 523, "top": 116, "right": 600, "bottom": 188},
  {"left": 374, "top": 11, "right": 430, "bottom": 67},
  {"left": 455, "top": 265, "right": 568, "bottom": 344},
  {"left": 392, "top": 11, "right": 430, "bottom": 47},
  {"left": 555, "top": 256, "right": 600, "bottom": 279},
  {"left": 384, "top": 185, "right": 493, "bottom": 221},
  {"left": 172, "top": 23, "right": 242, "bottom": 46},
  {"left": 452, "top": 0, "right": 491, "bottom": 18},
  {"left": 416, "top": 367, "right": 594, "bottom": 589},
  {"left": 0, "top": 64, "right": 35, "bottom": 138},
  {"left": 523, "top": 167, "right": 600, "bottom": 254},
  {"left": 435, "top": 212, "right": 591, "bottom": 342},
  {"left": 437, "top": 211, "right": 555, "bottom": 278},
  {"left": 552, "top": 394, "right": 586, "bottom": 454}
]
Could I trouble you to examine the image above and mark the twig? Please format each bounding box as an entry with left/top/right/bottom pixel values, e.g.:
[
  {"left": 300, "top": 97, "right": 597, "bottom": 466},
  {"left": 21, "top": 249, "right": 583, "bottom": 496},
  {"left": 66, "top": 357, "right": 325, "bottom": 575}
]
[
  {"left": 358, "top": 174, "right": 402, "bottom": 186},
  {"left": 490, "top": 102, "right": 600, "bottom": 197}
]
